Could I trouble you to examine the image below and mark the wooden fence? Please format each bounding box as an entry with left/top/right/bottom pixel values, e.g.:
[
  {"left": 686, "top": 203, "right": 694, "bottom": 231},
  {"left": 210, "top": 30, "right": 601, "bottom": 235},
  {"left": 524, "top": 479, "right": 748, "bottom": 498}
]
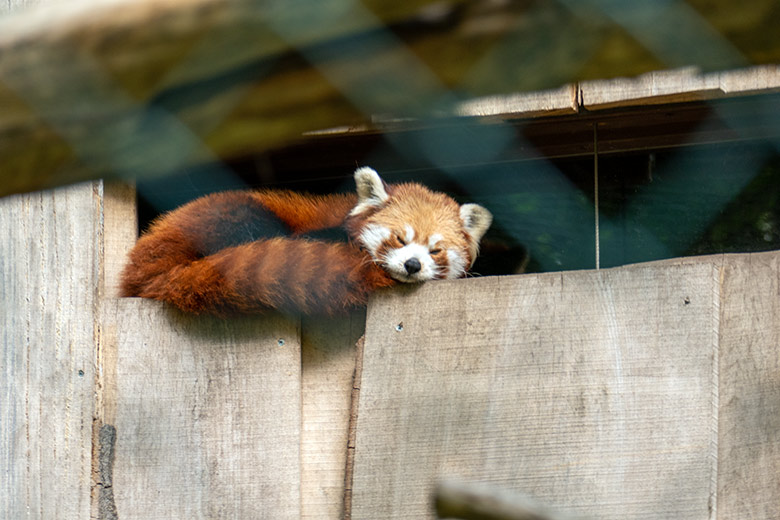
[
  {"left": 3, "top": 1, "right": 780, "bottom": 517},
  {"left": 2, "top": 179, "right": 779, "bottom": 519}
]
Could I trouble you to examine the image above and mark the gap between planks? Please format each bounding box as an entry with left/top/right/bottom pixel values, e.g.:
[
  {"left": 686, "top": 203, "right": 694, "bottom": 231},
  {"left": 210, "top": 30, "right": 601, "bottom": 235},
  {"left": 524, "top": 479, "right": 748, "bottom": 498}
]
[{"left": 343, "top": 335, "right": 366, "bottom": 520}]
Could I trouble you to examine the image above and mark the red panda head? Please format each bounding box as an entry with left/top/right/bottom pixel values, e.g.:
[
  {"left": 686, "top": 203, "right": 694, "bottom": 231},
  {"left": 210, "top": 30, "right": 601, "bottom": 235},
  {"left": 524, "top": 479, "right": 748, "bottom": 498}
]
[{"left": 346, "top": 167, "right": 492, "bottom": 283}]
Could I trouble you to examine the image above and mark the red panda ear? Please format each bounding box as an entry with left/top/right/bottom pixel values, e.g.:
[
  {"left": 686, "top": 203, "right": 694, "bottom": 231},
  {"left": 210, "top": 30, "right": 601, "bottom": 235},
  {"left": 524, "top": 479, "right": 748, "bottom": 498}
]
[
  {"left": 460, "top": 203, "right": 492, "bottom": 243},
  {"left": 351, "top": 167, "right": 390, "bottom": 215}
]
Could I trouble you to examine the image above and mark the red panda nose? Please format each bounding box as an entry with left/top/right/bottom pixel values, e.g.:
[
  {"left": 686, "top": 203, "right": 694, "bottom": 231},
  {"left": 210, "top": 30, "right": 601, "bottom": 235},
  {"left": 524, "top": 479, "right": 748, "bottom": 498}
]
[{"left": 404, "top": 258, "right": 422, "bottom": 275}]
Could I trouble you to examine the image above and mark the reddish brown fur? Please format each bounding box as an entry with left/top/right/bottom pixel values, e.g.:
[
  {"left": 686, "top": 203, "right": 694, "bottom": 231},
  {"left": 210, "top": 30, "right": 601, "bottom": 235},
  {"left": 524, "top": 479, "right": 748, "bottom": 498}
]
[
  {"left": 121, "top": 173, "right": 490, "bottom": 316},
  {"left": 345, "top": 183, "right": 478, "bottom": 272},
  {"left": 121, "top": 189, "right": 394, "bottom": 316}
]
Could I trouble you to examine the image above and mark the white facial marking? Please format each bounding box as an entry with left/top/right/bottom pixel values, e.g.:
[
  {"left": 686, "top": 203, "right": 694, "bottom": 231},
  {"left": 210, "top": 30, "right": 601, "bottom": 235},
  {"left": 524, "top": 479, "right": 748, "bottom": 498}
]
[
  {"left": 404, "top": 225, "right": 415, "bottom": 244},
  {"left": 428, "top": 233, "right": 443, "bottom": 249},
  {"left": 358, "top": 224, "right": 391, "bottom": 255},
  {"left": 446, "top": 250, "right": 467, "bottom": 279},
  {"left": 383, "top": 243, "right": 438, "bottom": 283}
]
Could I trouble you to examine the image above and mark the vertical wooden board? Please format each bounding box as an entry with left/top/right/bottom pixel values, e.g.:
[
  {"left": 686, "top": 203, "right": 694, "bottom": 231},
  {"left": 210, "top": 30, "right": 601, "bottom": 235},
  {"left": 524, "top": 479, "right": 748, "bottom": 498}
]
[
  {"left": 95, "top": 180, "right": 136, "bottom": 444},
  {"left": 110, "top": 300, "right": 301, "bottom": 519},
  {"left": 100, "top": 180, "right": 137, "bottom": 300},
  {"left": 717, "top": 252, "right": 780, "bottom": 520},
  {"left": 351, "top": 264, "right": 719, "bottom": 519},
  {"left": 0, "top": 183, "right": 100, "bottom": 519},
  {"left": 301, "top": 312, "right": 365, "bottom": 519}
]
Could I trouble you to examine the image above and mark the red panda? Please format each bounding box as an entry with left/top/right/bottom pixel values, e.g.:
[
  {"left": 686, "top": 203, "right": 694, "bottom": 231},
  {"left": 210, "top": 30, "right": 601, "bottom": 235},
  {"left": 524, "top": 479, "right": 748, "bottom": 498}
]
[{"left": 120, "top": 167, "right": 492, "bottom": 315}]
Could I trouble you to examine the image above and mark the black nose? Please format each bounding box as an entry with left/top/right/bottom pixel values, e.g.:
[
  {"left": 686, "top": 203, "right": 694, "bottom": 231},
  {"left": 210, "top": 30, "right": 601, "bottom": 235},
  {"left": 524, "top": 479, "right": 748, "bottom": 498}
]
[{"left": 404, "top": 258, "right": 422, "bottom": 275}]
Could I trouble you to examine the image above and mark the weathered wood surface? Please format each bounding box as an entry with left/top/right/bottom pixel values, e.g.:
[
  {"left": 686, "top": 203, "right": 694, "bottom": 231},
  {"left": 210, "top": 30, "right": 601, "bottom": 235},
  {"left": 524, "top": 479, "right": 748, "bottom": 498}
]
[
  {"left": 579, "top": 65, "right": 780, "bottom": 110},
  {"left": 455, "top": 84, "right": 579, "bottom": 119},
  {"left": 2, "top": 0, "right": 780, "bottom": 196},
  {"left": 352, "top": 264, "right": 720, "bottom": 519},
  {"left": 0, "top": 174, "right": 360, "bottom": 519},
  {"left": 100, "top": 181, "right": 137, "bottom": 300},
  {"left": 108, "top": 300, "right": 302, "bottom": 519},
  {"left": 93, "top": 179, "right": 138, "bottom": 520},
  {"left": 0, "top": 183, "right": 101, "bottom": 519},
  {"left": 351, "top": 252, "right": 780, "bottom": 519},
  {"left": 2, "top": 174, "right": 779, "bottom": 520},
  {"left": 301, "top": 313, "right": 365, "bottom": 519},
  {"left": 716, "top": 253, "right": 780, "bottom": 519},
  {"left": 458, "top": 65, "right": 780, "bottom": 119},
  {"left": 99, "top": 178, "right": 365, "bottom": 519}
]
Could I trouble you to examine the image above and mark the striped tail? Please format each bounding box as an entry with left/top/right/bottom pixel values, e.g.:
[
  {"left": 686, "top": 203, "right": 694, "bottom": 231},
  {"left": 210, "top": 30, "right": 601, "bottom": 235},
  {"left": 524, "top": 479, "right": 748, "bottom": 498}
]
[{"left": 121, "top": 236, "right": 395, "bottom": 316}]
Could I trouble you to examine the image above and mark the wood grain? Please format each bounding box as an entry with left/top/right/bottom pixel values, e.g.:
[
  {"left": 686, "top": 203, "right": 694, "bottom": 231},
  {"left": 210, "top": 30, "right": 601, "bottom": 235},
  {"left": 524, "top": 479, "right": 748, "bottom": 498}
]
[
  {"left": 351, "top": 264, "right": 720, "bottom": 519},
  {"left": 454, "top": 84, "right": 579, "bottom": 119},
  {"left": 301, "top": 313, "right": 365, "bottom": 519},
  {"left": 716, "top": 252, "right": 780, "bottom": 520},
  {"left": 580, "top": 66, "right": 780, "bottom": 109},
  {"left": 0, "top": 183, "right": 101, "bottom": 519},
  {"left": 109, "top": 300, "right": 302, "bottom": 519},
  {"left": 100, "top": 181, "right": 137, "bottom": 301},
  {"left": 2, "top": 174, "right": 779, "bottom": 519}
]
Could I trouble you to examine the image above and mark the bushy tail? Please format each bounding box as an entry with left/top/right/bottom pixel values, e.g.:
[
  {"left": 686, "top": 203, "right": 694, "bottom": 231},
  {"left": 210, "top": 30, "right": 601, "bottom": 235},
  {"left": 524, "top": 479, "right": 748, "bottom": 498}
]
[{"left": 121, "top": 235, "right": 395, "bottom": 316}]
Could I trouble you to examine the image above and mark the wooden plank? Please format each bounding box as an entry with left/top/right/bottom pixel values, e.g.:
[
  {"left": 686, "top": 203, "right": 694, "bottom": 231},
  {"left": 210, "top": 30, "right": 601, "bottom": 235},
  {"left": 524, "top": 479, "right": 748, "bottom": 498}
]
[
  {"left": 102, "top": 180, "right": 358, "bottom": 519},
  {"left": 454, "top": 84, "right": 579, "bottom": 119},
  {"left": 621, "top": 250, "right": 780, "bottom": 519},
  {"left": 717, "top": 66, "right": 780, "bottom": 95},
  {"left": 100, "top": 181, "right": 137, "bottom": 300},
  {"left": 0, "top": 183, "right": 100, "bottom": 519},
  {"left": 716, "top": 252, "right": 780, "bottom": 520},
  {"left": 109, "top": 300, "right": 301, "bottom": 519},
  {"left": 580, "top": 65, "right": 780, "bottom": 110},
  {"left": 351, "top": 264, "right": 719, "bottom": 519},
  {"left": 92, "top": 179, "right": 137, "bottom": 520},
  {"left": 454, "top": 65, "right": 780, "bottom": 123},
  {"left": 301, "top": 313, "right": 365, "bottom": 519}
]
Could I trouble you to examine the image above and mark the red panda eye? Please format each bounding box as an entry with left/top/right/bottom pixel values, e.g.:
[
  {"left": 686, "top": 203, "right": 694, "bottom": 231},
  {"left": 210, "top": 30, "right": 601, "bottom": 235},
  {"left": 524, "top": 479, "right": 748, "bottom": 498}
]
[
  {"left": 430, "top": 248, "right": 442, "bottom": 255},
  {"left": 396, "top": 235, "right": 406, "bottom": 246}
]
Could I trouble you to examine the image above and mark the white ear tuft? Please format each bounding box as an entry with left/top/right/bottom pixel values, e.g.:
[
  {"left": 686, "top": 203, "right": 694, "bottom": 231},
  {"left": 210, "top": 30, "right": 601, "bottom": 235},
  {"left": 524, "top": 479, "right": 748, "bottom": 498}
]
[
  {"left": 460, "top": 203, "right": 492, "bottom": 243},
  {"left": 351, "top": 167, "right": 390, "bottom": 215}
]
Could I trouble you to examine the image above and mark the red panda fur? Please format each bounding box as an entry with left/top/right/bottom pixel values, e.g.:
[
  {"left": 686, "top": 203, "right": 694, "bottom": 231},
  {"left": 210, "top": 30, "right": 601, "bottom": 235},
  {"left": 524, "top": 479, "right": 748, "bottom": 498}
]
[{"left": 120, "top": 167, "right": 492, "bottom": 316}]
